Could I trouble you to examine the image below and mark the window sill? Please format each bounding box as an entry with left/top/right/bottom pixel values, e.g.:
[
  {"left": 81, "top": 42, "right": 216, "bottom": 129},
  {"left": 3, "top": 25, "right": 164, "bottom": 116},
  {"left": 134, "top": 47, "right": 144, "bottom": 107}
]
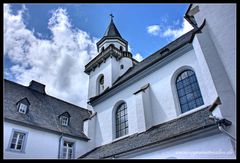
[
  {"left": 177, "top": 104, "right": 207, "bottom": 118},
  {"left": 5, "top": 148, "right": 25, "bottom": 154},
  {"left": 112, "top": 134, "right": 130, "bottom": 143}
]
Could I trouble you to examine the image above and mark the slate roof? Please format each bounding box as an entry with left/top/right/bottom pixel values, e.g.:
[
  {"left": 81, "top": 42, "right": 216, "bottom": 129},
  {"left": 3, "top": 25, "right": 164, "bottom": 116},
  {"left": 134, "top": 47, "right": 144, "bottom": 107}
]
[
  {"left": 4, "top": 79, "right": 92, "bottom": 140},
  {"left": 80, "top": 106, "right": 217, "bottom": 158},
  {"left": 104, "top": 19, "right": 122, "bottom": 38},
  {"left": 96, "top": 19, "right": 128, "bottom": 48},
  {"left": 89, "top": 28, "right": 197, "bottom": 104}
]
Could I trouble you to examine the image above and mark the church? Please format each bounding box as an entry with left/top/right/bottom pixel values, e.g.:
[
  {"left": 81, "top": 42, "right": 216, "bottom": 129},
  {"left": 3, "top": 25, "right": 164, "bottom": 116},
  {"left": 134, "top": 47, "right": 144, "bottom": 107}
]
[{"left": 3, "top": 4, "right": 236, "bottom": 159}]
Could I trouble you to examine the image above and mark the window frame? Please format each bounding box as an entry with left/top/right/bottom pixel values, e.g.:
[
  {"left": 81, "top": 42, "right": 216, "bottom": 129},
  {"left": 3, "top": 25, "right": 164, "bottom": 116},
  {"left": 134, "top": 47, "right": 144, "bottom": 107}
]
[
  {"left": 7, "top": 129, "right": 28, "bottom": 153},
  {"left": 18, "top": 103, "right": 28, "bottom": 114},
  {"left": 60, "top": 138, "right": 75, "bottom": 159},
  {"left": 60, "top": 116, "right": 69, "bottom": 126},
  {"left": 175, "top": 70, "right": 204, "bottom": 114},
  {"left": 115, "top": 103, "right": 129, "bottom": 139}
]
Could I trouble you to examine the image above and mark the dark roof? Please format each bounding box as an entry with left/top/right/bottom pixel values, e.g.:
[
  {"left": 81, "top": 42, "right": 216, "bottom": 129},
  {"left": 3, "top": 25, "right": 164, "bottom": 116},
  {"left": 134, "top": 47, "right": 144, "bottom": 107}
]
[
  {"left": 104, "top": 19, "right": 122, "bottom": 38},
  {"left": 4, "top": 79, "right": 92, "bottom": 140},
  {"left": 96, "top": 19, "right": 128, "bottom": 47},
  {"left": 89, "top": 29, "right": 197, "bottom": 104},
  {"left": 80, "top": 106, "right": 217, "bottom": 158}
]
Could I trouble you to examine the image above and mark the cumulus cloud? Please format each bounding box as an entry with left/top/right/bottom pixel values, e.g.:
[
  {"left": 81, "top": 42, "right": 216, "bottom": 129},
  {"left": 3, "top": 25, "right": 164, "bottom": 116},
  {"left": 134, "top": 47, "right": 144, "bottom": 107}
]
[
  {"left": 162, "top": 18, "right": 193, "bottom": 40},
  {"left": 146, "top": 18, "right": 193, "bottom": 41},
  {"left": 4, "top": 4, "right": 98, "bottom": 108},
  {"left": 133, "top": 53, "right": 144, "bottom": 62},
  {"left": 146, "top": 25, "right": 160, "bottom": 36}
]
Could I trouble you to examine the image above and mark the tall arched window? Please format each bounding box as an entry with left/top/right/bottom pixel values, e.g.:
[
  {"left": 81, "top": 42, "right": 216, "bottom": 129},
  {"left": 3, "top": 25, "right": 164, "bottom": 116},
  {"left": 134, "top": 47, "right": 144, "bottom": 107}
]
[
  {"left": 115, "top": 103, "right": 128, "bottom": 138},
  {"left": 176, "top": 70, "right": 204, "bottom": 113},
  {"left": 97, "top": 75, "right": 104, "bottom": 95}
]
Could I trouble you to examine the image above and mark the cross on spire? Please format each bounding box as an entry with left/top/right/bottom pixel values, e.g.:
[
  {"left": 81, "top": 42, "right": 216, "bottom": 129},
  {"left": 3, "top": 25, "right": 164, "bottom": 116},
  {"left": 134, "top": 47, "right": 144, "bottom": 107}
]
[{"left": 110, "top": 13, "right": 114, "bottom": 21}]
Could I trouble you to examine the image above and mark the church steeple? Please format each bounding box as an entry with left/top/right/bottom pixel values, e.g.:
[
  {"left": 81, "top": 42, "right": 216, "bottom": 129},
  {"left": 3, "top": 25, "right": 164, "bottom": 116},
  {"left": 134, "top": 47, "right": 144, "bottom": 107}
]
[
  {"left": 104, "top": 14, "right": 122, "bottom": 38},
  {"left": 96, "top": 14, "right": 128, "bottom": 53},
  {"left": 85, "top": 15, "right": 135, "bottom": 99}
]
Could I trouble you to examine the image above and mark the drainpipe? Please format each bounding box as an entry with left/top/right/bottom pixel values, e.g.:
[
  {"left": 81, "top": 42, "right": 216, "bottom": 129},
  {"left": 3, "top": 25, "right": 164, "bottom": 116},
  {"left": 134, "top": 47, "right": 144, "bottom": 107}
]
[
  {"left": 58, "top": 134, "right": 63, "bottom": 159},
  {"left": 209, "top": 115, "right": 236, "bottom": 143}
]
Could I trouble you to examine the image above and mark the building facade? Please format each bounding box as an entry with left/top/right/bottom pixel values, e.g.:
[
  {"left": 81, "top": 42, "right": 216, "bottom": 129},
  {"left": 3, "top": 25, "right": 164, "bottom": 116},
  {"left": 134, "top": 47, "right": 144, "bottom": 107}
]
[{"left": 4, "top": 4, "right": 236, "bottom": 159}]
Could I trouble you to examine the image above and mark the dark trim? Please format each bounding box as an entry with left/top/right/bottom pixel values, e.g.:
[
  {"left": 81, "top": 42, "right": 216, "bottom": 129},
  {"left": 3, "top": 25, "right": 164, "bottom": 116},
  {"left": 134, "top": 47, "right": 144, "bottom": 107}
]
[
  {"left": 133, "top": 83, "right": 150, "bottom": 95},
  {"left": 96, "top": 36, "right": 128, "bottom": 47},
  {"left": 208, "top": 97, "right": 222, "bottom": 112},
  {"left": 4, "top": 118, "right": 90, "bottom": 141}
]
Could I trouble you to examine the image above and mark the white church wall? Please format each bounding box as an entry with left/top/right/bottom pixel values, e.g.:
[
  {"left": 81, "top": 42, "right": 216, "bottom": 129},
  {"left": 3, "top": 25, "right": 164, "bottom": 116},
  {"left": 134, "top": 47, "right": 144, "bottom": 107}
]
[
  {"left": 88, "top": 57, "right": 112, "bottom": 98},
  {"left": 4, "top": 122, "right": 89, "bottom": 159},
  {"left": 119, "top": 57, "right": 133, "bottom": 77},
  {"left": 128, "top": 133, "right": 235, "bottom": 159},
  {"left": 192, "top": 4, "right": 236, "bottom": 94},
  {"left": 93, "top": 47, "right": 219, "bottom": 146}
]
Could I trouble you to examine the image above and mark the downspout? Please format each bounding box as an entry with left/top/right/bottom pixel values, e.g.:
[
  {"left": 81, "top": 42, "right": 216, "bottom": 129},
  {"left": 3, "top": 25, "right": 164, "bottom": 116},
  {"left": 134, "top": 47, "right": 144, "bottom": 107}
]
[{"left": 58, "top": 133, "right": 63, "bottom": 158}]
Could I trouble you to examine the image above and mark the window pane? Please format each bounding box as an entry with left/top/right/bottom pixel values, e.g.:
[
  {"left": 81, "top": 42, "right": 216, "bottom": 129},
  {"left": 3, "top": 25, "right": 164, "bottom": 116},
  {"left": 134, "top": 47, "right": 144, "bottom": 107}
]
[
  {"left": 16, "top": 144, "right": 22, "bottom": 150},
  {"left": 176, "top": 70, "right": 204, "bottom": 113},
  {"left": 116, "top": 103, "right": 128, "bottom": 138}
]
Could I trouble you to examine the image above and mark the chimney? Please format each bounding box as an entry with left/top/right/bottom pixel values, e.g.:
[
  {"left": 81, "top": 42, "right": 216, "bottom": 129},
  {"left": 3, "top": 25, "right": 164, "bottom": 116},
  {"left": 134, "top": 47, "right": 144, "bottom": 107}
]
[{"left": 28, "top": 80, "right": 46, "bottom": 94}]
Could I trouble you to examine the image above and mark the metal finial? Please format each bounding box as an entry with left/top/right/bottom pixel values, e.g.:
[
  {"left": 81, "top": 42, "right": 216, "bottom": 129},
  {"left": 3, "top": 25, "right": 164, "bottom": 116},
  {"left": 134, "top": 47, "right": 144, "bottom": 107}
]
[{"left": 110, "top": 13, "right": 114, "bottom": 21}]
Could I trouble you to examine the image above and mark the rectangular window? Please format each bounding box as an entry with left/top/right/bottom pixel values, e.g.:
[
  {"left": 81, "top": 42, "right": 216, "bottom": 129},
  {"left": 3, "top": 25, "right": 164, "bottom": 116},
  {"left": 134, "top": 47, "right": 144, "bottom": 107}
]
[
  {"left": 62, "top": 141, "right": 74, "bottom": 159},
  {"left": 60, "top": 116, "right": 69, "bottom": 126},
  {"left": 18, "top": 103, "right": 27, "bottom": 114},
  {"left": 8, "top": 130, "right": 27, "bottom": 152}
]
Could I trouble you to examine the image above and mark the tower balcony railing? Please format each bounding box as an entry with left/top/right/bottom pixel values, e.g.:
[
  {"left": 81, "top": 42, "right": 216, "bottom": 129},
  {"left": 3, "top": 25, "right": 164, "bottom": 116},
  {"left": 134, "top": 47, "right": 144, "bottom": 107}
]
[{"left": 85, "top": 45, "right": 132, "bottom": 73}]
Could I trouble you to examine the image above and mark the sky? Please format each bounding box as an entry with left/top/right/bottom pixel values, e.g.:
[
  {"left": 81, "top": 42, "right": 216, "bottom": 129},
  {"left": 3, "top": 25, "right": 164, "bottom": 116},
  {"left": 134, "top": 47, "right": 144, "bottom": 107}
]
[{"left": 3, "top": 3, "right": 193, "bottom": 108}]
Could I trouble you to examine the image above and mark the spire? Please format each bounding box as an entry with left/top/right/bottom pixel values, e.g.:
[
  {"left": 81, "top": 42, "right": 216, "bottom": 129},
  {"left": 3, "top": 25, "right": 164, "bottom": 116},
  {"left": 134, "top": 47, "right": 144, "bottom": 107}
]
[{"left": 104, "top": 14, "right": 122, "bottom": 38}]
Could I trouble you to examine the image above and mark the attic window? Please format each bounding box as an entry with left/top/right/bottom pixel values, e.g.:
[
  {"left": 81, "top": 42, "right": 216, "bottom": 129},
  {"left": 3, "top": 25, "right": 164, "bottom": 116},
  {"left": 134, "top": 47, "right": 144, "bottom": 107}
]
[
  {"left": 16, "top": 98, "right": 30, "bottom": 114},
  {"left": 59, "top": 112, "right": 71, "bottom": 126},
  {"left": 18, "top": 103, "right": 28, "bottom": 114},
  {"left": 60, "top": 116, "right": 69, "bottom": 126}
]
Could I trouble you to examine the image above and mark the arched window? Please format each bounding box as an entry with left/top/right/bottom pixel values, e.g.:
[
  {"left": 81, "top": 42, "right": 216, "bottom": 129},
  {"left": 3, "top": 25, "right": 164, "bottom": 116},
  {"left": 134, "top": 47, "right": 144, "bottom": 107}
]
[
  {"left": 176, "top": 70, "right": 204, "bottom": 113},
  {"left": 115, "top": 103, "right": 128, "bottom": 138},
  {"left": 110, "top": 44, "right": 115, "bottom": 48},
  {"left": 120, "top": 46, "right": 123, "bottom": 51},
  {"left": 97, "top": 75, "right": 104, "bottom": 95}
]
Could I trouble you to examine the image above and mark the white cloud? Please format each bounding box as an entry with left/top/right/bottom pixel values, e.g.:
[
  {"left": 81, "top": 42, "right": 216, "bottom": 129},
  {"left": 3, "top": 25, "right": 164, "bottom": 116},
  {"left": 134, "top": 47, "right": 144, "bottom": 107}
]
[
  {"left": 162, "top": 18, "right": 193, "bottom": 40},
  {"left": 133, "top": 53, "right": 144, "bottom": 62},
  {"left": 146, "top": 18, "right": 193, "bottom": 41},
  {"left": 4, "top": 4, "right": 98, "bottom": 108},
  {"left": 146, "top": 25, "right": 160, "bottom": 36}
]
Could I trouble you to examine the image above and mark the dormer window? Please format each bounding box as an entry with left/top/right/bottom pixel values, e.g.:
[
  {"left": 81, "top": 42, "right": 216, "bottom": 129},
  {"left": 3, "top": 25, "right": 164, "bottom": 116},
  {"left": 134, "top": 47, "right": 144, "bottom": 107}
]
[
  {"left": 59, "top": 112, "right": 71, "bottom": 126},
  {"left": 18, "top": 103, "right": 28, "bottom": 114},
  {"left": 60, "top": 116, "right": 69, "bottom": 126},
  {"left": 16, "top": 98, "right": 30, "bottom": 115}
]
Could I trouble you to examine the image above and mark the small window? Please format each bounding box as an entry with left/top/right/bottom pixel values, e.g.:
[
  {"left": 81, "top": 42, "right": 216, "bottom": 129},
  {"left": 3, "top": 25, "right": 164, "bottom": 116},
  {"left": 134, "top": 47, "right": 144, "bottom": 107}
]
[
  {"left": 101, "top": 47, "right": 105, "bottom": 52},
  {"left": 18, "top": 103, "right": 28, "bottom": 114},
  {"left": 59, "top": 112, "right": 71, "bottom": 126},
  {"left": 8, "top": 130, "right": 27, "bottom": 152},
  {"left": 120, "top": 46, "right": 123, "bottom": 51},
  {"left": 62, "top": 141, "right": 74, "bottom": 159},
  {"left": 120, "top": 65, "right": 124, "bottom": 69},
  {"left": 60, "top": 116, "right": 69, "bottom": 126},
  {"left": 97, "top": 75, "right": 104, "bottom": 95}
]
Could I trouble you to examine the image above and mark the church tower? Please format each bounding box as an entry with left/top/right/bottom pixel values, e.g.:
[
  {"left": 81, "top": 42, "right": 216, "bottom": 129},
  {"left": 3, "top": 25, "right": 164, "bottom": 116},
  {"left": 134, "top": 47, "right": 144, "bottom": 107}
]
[{"left": 85, "top": 15, "right": 137, "bottom": 99}]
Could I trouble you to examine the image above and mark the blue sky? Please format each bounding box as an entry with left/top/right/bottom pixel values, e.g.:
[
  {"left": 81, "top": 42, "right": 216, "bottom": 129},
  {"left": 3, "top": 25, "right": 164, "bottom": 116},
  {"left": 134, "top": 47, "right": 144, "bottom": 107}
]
[{"left": 4, "top": 4, "right": 193, "bottom": 107}]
